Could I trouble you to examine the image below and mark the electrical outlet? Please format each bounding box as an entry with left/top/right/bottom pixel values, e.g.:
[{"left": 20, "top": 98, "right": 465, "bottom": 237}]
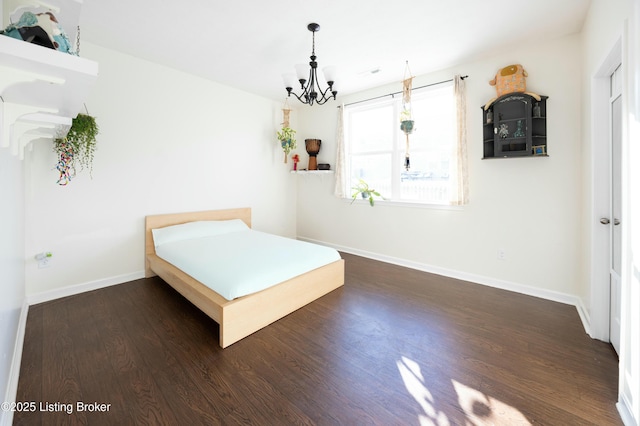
[
  {"left": 36, "top": 251, "right": 53, "bottom": 268},
  {"left": 497, "top": 249, "right": 506, "bottom": 260}
]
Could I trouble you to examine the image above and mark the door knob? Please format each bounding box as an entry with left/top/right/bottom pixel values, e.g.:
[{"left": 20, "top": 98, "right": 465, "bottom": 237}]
[
  {"left": 614, "top": 218, "right": 621, "bottom": 226},
  {"left": 600, "top": 218, "right": 610, "bottom": 224}
]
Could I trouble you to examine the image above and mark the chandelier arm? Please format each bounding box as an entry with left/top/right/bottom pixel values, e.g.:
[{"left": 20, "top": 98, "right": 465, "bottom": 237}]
[
  {"left": 314, "top": 87, "right": 337, "bottom": 105},
  {"left": 291, "top": 71, "right": 336, "bottom": 105},
  {"left": 288, "top": 88, "right": 314, "bottom": 105},
  {"left": 318, "top": 85, "right": 336, "bottom": 101}
]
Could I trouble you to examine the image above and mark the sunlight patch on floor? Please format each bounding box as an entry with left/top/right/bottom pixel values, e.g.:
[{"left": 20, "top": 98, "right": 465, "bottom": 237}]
[
  {"left": 452, "top": 379, "right": 531, "bottom": 425},
  {"left": 397, "top": 356, "right": 451, "bottom": 426},
  {"left": 397, "top": 356, "right": 531, "bottom": 426}
]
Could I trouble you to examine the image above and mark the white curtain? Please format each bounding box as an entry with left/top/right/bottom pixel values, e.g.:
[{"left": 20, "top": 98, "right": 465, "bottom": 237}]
[
  {"left": 333, "top": 105, "right": 346, "bottom": 198},
  {"left": 453, "top": 75, "right": 469, "bottom": 205}
]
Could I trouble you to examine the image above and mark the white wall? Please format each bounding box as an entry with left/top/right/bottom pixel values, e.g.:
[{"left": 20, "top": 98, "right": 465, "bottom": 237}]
[
  {"left": 295, "top": 33, "right": 583, "bottom": 302},
  {"left": 23, "top": 42, "right": 297, "bottom": 297},
  {"left": 0, "top": 146, "right": 25, "bottom": 425}
]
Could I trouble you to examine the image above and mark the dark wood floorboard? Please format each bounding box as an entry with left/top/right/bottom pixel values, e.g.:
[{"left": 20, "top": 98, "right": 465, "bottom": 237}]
[{"left": 14, "top": 252, "right": 620, "bottom": 425}]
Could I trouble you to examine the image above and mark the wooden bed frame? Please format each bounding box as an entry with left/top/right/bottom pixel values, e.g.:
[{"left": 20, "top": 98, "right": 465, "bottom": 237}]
[{"left": 144, "top": 207, "right": 345, "bottom": 348}]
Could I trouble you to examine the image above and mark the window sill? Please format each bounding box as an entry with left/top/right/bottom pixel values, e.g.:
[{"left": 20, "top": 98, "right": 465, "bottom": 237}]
[{"left": 344, "top": 197, "right": 464, "bottom": 211}]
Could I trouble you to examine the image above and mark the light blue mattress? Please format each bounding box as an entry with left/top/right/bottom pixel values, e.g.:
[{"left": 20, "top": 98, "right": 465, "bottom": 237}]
[{"left": 155, "top": 228, "right": 341, "bottom": 300}]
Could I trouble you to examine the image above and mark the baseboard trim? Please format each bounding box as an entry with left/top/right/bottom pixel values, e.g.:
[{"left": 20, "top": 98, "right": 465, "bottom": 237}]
[
  {"left": 617, "top": 397, "right": 638, "bottom": 426},
  {"left": 300, "top": 236, "right": 586, "bottom": 313},
  {"left": 1, "top": 300, "right": 29, "bottom": 426},
  {"left": 575, "top": 298, "right": 592, "bottom": 336},
  {"left": 27, "top": 271, "right": 146, "bottom": 305}
]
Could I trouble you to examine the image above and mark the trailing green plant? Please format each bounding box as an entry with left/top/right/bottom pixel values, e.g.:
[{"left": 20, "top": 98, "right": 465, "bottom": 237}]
[
  {"left": 351, "top": 179, "right": 384, "bottom": 207},
  {"left": 276, "top": 126, "right": 297, "bottom": 163},
  {"left": 53, "top": 113, "right": 99, "bottom": 185}
]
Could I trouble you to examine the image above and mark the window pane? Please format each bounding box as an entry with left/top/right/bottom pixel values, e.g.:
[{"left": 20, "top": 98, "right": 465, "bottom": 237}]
[
  {"left": 410, "top": 86, "right": 454, "bottom": 152},
  {"left": 348, "top": 104, "right": 394, "bottom": 153},
  {"left": 349, "top": 153, "right": 392, "bottom": 197},
  {"left": 400, "top": 152, "right": 450, "bottom": 202},
  {"left": 398, "top": 84, "right": 454, "bottom": 204}
]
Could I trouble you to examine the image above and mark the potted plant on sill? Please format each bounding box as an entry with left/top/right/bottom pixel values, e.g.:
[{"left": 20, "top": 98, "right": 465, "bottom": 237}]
[
  {"left": 53, "top": 113, "right": 99, "bottom": 185},
  {"left": 276, "top": 126, "right": 297, "bottom": 163},
  {"left": 351, "top": 179, "right": 384, "bottom": 207}
]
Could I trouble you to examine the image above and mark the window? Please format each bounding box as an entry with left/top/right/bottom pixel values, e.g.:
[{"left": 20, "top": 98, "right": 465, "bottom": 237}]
[{"left": 343, "top": 81, "right": 463, "bottom": 205}]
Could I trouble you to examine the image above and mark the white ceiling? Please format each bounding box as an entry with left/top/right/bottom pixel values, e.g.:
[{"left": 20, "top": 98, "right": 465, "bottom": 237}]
[{"left": 78, "top": 0, "right": 591, "bottom": 103}]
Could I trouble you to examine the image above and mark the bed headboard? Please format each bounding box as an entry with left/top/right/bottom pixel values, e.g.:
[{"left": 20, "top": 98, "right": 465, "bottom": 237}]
[{"left": 144, "top": 207, "right": 252, "bottom": 278}]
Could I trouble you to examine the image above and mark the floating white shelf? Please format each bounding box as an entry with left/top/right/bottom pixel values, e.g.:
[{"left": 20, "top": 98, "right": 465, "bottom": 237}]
[
  {"left": 290, "top": 170, "right": 334, "bottom": 174},
  {"left": 0, "top": 0, "right": 98, "bottom": 158}
]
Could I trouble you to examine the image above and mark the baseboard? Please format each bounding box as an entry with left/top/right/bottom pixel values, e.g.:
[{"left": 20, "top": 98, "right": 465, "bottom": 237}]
[
  {"left": 299, "top": 236, "right": 585, "bottom": 310},
  {"left": 27, "top": 271, "right": 146, "bottom": 305},
  {"left": 617, "top": 398, "right": 638, "bottom": 426},
  {"left": 575, "top": 298, "right": 592, "bottom": 336},
  {"left": 1, "top": 300, "right": 29, "bottom": 426}
]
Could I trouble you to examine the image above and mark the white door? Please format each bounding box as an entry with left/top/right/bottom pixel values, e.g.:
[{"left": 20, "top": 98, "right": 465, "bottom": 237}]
[{"left": 608, "top": 64, "right": 622, "bottom": 355}]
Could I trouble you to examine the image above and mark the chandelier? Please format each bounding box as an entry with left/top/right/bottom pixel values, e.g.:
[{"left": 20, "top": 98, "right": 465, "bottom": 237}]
[{"left": 283, "top": 23, "right": 337, "bottom": 106}]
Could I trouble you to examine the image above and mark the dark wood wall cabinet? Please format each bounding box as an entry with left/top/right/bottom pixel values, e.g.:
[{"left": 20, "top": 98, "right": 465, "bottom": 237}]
[{"left": 482, "top": 93, "right": 548, "bottom": 159}]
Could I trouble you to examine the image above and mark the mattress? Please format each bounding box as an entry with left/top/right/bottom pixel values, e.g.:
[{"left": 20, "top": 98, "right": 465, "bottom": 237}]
[{"left": 154, "top": 225, "right": 341, "bottom": 300}]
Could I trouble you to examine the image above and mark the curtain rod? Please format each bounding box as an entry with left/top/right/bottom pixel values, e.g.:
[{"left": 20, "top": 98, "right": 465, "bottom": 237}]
[{"left": 340, "top": 75, "right": 468, "bottom": 107}]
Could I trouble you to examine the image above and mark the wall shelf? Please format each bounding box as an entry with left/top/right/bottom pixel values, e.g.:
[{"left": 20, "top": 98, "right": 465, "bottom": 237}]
[
  {"left": 290, "top": 170, "right": 335, "bottom": 175},
  {"left": 481, "top": 93, "right": 548, "bottom": 159}
]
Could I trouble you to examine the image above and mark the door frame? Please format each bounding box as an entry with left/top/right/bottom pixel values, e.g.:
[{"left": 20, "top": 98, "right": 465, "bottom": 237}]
[{"left": 589, "top": 37, "right": 622, "bottom": 342}]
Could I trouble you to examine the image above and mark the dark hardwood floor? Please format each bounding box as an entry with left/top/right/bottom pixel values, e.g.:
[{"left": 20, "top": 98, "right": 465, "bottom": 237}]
[{"left": 15, "top": 253, "right": 621, "bottom": 425}]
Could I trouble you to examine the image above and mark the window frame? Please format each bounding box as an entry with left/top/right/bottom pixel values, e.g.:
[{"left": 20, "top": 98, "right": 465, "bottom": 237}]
[{"left": 343, "top": 81, "right": 459, "bottom": 207}]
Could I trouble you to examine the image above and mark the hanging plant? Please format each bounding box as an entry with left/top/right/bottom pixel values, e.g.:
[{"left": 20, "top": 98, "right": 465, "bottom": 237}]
[
  {"left": 276, "top": 126, "right": 297, "bottom": 163},
  {"left": 400, "top": 108, "right": 414, "bottom": 134},
  {"left": 401, "top": 61, "right": 415, "bottom": 171},
  {"left": 277, "top": 101, "right": 296, "bottom": 163},
  {"left": 53, "top": 113, "right": 99, "bottom": 185}
]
